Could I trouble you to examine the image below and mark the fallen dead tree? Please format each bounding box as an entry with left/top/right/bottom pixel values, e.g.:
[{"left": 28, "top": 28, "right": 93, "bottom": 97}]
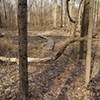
[
  {"left": 0, "top": 33, "right": 98, "bottom": 64},
  {"left": 0, "top": 56, "right": 54, "bottom": 64}
]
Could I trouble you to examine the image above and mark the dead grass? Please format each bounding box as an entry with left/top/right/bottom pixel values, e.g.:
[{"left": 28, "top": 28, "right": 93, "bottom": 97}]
[{"left": 0, "top": 38, "right": 18, "bottom": 57}]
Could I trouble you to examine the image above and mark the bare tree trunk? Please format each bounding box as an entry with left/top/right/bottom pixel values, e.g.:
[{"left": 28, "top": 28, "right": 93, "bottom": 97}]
[
  {"left": 79, "top": 0, "right": 90, "bottom": 60},
  {"left": 62, "top": 0, "right": 66, "bottom": 27},
  {"left": 18, "top": 0, "right": 28, "bottom": 99},
  {"left": 0, "top": 11, "right": 2, "bottom": 28},
  {"left": 96, "top": 0, "right": 100, "bottom": 25},
  {"left": 93, "top": 0, "right": 97, "bottom": 30},
  {"left": 53, "top": 0, "right": 57, "bottom": 28},
  {"left": 2, "top": 0, "right": 7, "bottom": 28},
  {"left": 69, "top": 0, "right": 75, "bottom": 19},
  {"left": 40, "top": 0, "right": 43, "bottom": 26},
  {"left": 85, "top": 0, "right": 94, "bottom": 86},
  {"left": 61, "top": 0, "right": 63, "bottom": 27},
  {"left": 0, "top": 0, "right": 2, "bottom": 27}
]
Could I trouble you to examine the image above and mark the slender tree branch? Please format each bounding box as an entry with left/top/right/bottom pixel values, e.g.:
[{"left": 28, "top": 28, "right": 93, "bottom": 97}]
[{"left": 66, "top": 0, "right": 76, "bottom": 23}]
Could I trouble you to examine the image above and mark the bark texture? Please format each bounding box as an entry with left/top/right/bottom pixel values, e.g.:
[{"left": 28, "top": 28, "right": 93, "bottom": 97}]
[
  {"left": 85, "top": 0, "right": 94, "bottom": 86},
  {"left": 79, "top": 0, "right": 90, "bottom": 59},
  {"left": 18, "top": 0, "right": 28, "bottom": 99}
]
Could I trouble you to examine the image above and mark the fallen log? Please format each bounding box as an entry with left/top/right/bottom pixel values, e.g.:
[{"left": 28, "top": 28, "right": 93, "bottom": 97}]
[
  {"left": 0, "top": 56, "right": 54, "bottom": 64},
  {"left": 0, "top": 36, "right": 88, "bottom": 64},
  {"left": 54, "top": 33, "right": 98, "bottom": 60},
  {"left": 54, "top": 36, "right": 88, "bottom": 60},
  {"left": 0, "top": 33, "right": 98, "bottom": 64},
  {"left": 0, "top": 57, "right": 17, "bottom": 63}
]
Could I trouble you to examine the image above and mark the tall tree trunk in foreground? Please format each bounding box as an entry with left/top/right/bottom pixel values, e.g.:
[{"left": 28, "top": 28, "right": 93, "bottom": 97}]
[
  {"left": 18, "top": 0, "right": 28, "bottom": 100},
  {"left": 85, "top": 0, "right": 94, "bottom": 86},
  {"left": 79, "top": 0, "right": 90, "bottom": 60}
]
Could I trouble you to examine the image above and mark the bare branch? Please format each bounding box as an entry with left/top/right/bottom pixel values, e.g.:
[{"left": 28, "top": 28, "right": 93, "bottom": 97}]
[{"left": 66, "top": 0, "right": 76, "bottom": 23}]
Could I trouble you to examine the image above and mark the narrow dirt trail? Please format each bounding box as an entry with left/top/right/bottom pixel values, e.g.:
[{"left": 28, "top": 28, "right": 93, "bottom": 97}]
[{"left": 43, "top": 64, "right": 75, "bottom": 100}]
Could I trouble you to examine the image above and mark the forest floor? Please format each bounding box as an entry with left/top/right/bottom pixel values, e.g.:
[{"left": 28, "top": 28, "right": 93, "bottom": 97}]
[{"left": 0, "top": 27, "right": 100, "bottom": 100}]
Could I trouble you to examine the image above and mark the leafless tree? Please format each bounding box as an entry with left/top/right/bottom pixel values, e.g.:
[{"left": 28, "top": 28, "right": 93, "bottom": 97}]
[
  {"left": 79, "top": 0, "right": 90, "bottom": 60},
  {"left": 18, "top": 0, "right": 29, "bottom": 99},
  {"left": 0, "top": 0, "right": 2, "bottom": 27},
  {"left": 85, "top": 0, "right": 94, "bottom": 86}
]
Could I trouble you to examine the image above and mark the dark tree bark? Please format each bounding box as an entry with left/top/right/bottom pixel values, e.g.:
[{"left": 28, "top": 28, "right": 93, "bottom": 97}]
[
  {"left": 0, "top": 12, "right": 2, "bottom": 28},
  {"left": 79, "top": 0, "right": 90, "bottom": 59},
  {"left": 61, "top": 0, "right": 63, "bottom": 27},
  {"left": 0, "top": 0, "right": 3, "bottom": 28},
  {"left": 18, "top": 0, "right": 28, "bottom": 100}
]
